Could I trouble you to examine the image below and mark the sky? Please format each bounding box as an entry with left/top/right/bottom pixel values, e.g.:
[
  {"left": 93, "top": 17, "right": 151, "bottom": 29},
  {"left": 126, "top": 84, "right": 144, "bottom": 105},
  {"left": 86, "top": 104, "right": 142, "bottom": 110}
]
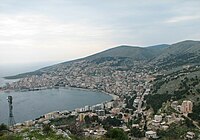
[{"left": 0, "top": 0, "right": 200, "bottom": 65}]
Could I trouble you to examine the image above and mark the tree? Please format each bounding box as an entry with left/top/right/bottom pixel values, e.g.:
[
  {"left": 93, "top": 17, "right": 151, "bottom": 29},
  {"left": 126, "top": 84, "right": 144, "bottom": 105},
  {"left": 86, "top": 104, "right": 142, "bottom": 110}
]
[
  {"left": 42, "top": 124, "right": 52, "bottom": 134},
  {"left": 106, "top": 128, "right": 128, "bottom": 140},
  {"left": 117, "top": 114, "right": 123, "bottom": 119},
  {"left": 102, "top": 116, "right": 122, "bottom": 127},
  {"left": 183, "top": 117, "right": 195, "bottom": 128},
  {"left": 146, "top": 93, "right": 172, "bottom": 113},
  {"left": 84, "top": 115, "right": 90, "bottom": 124},
  {"left": 130, "top": 127, "right": 144, "bottom": 138},
  {"left": 91, "top": 115, "right": 99, "bottom": 123},
  {"left": 0, "top": 123, "right": 8, "bottom": 137},
  {"left": 0, "top": 124, "right": 8, "bottom": 132}
]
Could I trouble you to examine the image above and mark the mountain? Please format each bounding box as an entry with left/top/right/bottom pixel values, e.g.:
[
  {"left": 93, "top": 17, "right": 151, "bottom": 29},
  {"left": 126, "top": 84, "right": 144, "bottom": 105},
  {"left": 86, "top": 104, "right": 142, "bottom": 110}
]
[
  {"left": 5, "top": 40, "right": 200, "bottom": 79},
  {"left": 153, "top": 40, "right": 200, "bottom": 69},
  {"left": 84, "top": 45, "right": 167, "bottom": 61},
  {"left": 146, "top": 44, "right": 170, "bottom": 56}
]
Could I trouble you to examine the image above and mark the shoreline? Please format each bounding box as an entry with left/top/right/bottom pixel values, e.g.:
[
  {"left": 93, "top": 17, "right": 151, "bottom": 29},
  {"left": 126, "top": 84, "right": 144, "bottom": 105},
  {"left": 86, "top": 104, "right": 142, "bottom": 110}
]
[
  {"left": 0, "top": 85, "right": 118, "bottom": 124},
  {"left": 63, "top": 86, "right": 119, "bottom": 100},
  {"left": 0, "top": 76, "right": 119, "bottom": 100},
  {"left": 0, "top": 83, "right": 119, "bottom": 100}
]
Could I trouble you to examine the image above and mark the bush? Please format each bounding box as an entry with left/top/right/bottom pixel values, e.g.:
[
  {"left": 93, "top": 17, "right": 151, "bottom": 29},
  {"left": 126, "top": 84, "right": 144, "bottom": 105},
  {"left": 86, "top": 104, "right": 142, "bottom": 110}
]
[
  {"left": 146, "top": 94, "right": 172, "bottom": 113},
  {"left": 130, "top": 127, "right": 144, "bottom": 138},
  {"left": 106, "top": 128, "right": 128, "bottom": 140},
  {"left": 0, "top": 124, "right": 7, "bottom": 132},
  {"left": 42, "top": 124, "right": 52, "bottom": 135}
]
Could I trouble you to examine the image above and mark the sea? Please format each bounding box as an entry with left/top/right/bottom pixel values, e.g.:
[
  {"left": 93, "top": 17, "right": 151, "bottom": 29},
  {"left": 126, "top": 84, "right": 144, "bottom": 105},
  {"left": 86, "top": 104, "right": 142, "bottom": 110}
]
[{"left": 0, "top": 63, "right": 112, "bottom": 124}]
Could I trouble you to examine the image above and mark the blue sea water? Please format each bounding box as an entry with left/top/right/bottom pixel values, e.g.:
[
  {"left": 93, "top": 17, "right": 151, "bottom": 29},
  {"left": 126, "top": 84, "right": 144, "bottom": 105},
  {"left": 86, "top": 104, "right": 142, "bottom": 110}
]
[
  {"left": 0, "top": 63, "right": 112, "bottom": 124},
  {"left": 0, "top": 88, "right": 112, "bottom": 124}
]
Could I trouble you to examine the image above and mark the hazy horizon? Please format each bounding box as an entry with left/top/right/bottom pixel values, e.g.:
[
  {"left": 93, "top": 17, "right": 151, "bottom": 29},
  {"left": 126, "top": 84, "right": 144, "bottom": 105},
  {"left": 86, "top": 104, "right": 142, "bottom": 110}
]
[
  {"left": 0, "top": 62, "right": 56, "bottom": 77},
  {"left": 1, "top": 0, "right": 200, "bottom": 65}
]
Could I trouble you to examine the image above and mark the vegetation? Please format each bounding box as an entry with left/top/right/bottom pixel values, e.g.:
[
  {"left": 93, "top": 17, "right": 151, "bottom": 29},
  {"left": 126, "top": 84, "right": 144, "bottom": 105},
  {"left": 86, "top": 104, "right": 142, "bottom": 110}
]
[
  {"left": 130, "top": 127, "right": 144, "bottom": 138},
  {"left": 125, "top": 95, "right": 137, "bottom": 110},
  {"left": 0, "top": 124, "right": 22, "bottom": 140},
  {"left": 0, "top": 124, "right": 8, "bottom": 132},
  {"left": 188, "top": 103, "right": 200, "bottom": 124},
  {"left": 102, "top": 116, "right": 122, "bottom": 129},
  {"left": 50, "top": 115, "right": 76, "bottom": 126},
  {"left": 157, "top": 123, "right": 199, "bottom": 140},
  {"left": 84, "top": 115, "right": 100, "bottom": 124},
  {"left": 42, "top": 124, "right": 53, "bottom": 134},
  {"left": 146, "top": 93, "right": 172, "bottom": 113},
  {"left": 155, "top": 41, "right": 200, "bottom": 70},
  {"left": 106, "top": 128, "right": 128, "bottom": 140},
  {"left": 0, "top": 135, "right": 22, "bottom": 140}
]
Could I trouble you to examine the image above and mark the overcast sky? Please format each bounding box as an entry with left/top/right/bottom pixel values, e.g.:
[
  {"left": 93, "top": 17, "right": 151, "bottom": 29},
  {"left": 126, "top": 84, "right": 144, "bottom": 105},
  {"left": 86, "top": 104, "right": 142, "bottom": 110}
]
[{"left": 0, "top": 0, "right": 200, "bottom": 65}]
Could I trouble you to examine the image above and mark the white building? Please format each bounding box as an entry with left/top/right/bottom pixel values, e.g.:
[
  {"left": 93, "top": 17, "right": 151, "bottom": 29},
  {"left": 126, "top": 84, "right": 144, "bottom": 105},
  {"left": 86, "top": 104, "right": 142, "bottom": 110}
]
[
  {"left": 92, "top": 104, "right": 104, "bottom": 111},
  {"left": 24, "top": 120, "right": 35, "bottom": 126},
  {"left": 154, "top": 115, "right": 162, "bottom": 122},
  {"left": 145, "top": 131, "right": 158, "bottom": 139},
  {"left": 186, "top": 132, "right": 195, "bottom": 139},
  {"left": 44, "top": 111, "right": 59, "bottom": 120},
  {"left": 84, "top": 105, "right": 91, "bottom": 111}
]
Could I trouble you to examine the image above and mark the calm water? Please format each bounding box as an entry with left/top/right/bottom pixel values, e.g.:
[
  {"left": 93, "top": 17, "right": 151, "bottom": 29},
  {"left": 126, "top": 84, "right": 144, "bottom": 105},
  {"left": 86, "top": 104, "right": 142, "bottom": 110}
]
[
  {"left": 0, "top": 78, "right": 19, "bottom": 87},
  {"left": 0, "top": 88, "right": 112, "bottom": 124}
]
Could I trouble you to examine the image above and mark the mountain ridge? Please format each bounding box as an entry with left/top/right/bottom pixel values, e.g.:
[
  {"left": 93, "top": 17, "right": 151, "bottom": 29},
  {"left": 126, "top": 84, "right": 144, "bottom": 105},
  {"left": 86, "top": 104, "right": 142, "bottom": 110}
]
[{"left": 4, "top": 40, "right": 200, "bottom": 79}]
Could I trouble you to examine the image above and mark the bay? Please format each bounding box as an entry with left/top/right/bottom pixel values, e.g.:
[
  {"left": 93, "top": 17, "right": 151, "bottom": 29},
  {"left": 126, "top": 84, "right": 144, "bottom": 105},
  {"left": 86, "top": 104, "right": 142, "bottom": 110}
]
[
  {"left": 0, "top": 78, "right": 19, "bottom": 87},
  {"left": 0, "top": 88, "right": 112, "bottom": 124}
]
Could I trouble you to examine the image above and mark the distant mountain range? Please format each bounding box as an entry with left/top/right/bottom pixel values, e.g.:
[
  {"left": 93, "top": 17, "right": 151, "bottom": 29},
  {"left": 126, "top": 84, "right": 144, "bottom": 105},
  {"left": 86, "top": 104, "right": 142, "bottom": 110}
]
[{"left": 5, "top": 40, "right": 200, "bottom": 79}]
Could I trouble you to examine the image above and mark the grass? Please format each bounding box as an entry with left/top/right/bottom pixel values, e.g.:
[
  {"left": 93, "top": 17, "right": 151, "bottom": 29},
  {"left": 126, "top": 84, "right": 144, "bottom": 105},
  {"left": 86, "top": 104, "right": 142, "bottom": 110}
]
[{"left": 0, "top": 135, "right": 22, "bottom": 140}]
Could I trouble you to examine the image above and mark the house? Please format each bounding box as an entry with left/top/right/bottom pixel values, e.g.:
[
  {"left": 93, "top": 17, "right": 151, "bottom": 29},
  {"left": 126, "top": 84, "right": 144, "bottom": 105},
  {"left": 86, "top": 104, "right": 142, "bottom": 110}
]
[
  {"left": 181, "top": 100, "right": 193, "bottom": 115},
  {"left": 186, "top": 132, "right": 195, "bottom": 139},
  {"left": 44, "top": 111, "right": 60, "bottom": 120},
  {"left": 145, "top": 131, "right": 158, "bottom": 139},
  {"left": 154, "top": 115, "right": 162, "bottom": 122}
]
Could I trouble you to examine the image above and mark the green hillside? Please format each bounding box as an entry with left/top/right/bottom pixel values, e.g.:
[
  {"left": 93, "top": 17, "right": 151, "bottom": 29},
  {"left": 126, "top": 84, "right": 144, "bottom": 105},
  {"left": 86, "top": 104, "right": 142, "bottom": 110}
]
[
  {"left": 84, "top": 45, "right": 167, "bottom": 61},
  {"left": 153, "top": 40, "right": 200, "bottom": 69}
]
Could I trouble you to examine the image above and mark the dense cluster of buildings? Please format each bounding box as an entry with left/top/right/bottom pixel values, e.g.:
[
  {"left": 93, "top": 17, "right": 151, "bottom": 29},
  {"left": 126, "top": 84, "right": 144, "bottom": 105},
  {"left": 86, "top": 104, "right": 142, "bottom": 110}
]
[
  {"left": 4, "top": 60, "right": 155, "bottom": 96},
  {"left": 8, "top": 61, "right": 157, "bottom": 139},
  {"left": 2, "top": 59, "right": 199, "bottom": 139}
]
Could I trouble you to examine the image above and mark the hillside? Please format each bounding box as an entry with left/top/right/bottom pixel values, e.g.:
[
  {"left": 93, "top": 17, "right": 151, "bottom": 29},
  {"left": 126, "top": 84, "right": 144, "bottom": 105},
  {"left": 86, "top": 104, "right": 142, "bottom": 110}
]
[
  {"left": 84, "top": 45, "right": 167, "bottom": 61},
  {"left": 5, "top": 40, "right": 200, "bottom": 80},
  {"left": 4, "top": 44, "right": 167, "bottom": 79},
  {"left": 153, "top": 40, "right": 200, "bottom": 69},
  {"left": 151, "top": 65, "right": 200, "bottom": 102}
]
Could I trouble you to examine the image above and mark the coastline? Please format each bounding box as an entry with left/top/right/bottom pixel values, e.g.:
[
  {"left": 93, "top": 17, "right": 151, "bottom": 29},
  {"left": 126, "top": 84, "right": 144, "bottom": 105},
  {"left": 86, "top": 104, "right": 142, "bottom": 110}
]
[
  {"left": 63, "top": 86, "right": 119, "bottom": 100},
  {"left": 1, "top": 80, "right": 119, "bottom": 101},
  {"left": 0, "top": 84, "right": 118, "bottom": 124}
]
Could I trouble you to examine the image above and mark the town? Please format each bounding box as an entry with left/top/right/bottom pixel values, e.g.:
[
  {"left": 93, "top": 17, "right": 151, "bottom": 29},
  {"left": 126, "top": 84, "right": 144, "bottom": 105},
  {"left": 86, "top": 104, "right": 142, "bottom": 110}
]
[{"left": 1, "top": 60, "right": 199, "bottom": 140}]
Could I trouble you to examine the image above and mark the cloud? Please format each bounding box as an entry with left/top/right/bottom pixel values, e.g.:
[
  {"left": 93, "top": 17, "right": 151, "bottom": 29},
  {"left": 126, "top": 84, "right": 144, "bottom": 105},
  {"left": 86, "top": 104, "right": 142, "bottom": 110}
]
[
  {"left": 0, "top": 13, "right": 115, "bottom": 64},
  {"left": 166, "top": 15, "right": 200, "bottom": 23},
  {"left": 0, "top": 14, "right": 114, "bottom": 45},
  {"left": 0, "top": 0, "right": 200, "bottom": 65}
]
